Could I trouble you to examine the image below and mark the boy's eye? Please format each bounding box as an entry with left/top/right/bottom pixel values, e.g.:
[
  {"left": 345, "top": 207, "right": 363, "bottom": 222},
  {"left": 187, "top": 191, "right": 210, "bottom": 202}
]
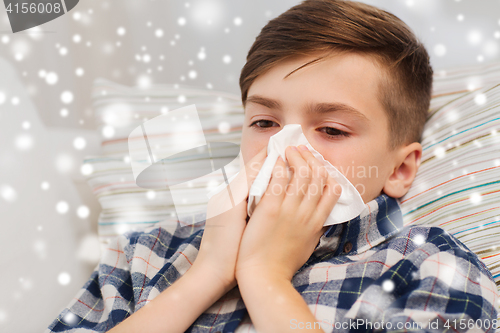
[
  {"left": 249, "top": 119, "right": 279, "bottom": 129},
  {"left": 320, "top": 126, "right": 351, "bottom": 139},
  {"left": 249, "top": 120, "right": 350, "bottom": 139}
]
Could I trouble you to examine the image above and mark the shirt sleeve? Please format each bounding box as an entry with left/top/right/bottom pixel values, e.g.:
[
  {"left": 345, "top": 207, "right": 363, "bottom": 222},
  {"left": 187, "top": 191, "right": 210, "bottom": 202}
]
[
  {"left": 344, "top": 226, "right": 499, "bottom": 332},
  {"left": 45, "top": 234, "right": 135, "bottom": 333}
]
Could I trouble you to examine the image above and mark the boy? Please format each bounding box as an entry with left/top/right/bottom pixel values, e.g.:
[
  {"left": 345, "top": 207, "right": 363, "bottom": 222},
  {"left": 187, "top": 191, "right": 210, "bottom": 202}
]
[{"left": 47, "top": 0, "right": 499, "bottom": 332}]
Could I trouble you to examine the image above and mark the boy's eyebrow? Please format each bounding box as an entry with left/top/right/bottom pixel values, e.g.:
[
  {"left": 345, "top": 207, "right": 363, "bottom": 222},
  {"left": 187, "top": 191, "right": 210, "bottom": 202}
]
[{"left": 245, "top": 94, "right": 369, "bottom": 122}]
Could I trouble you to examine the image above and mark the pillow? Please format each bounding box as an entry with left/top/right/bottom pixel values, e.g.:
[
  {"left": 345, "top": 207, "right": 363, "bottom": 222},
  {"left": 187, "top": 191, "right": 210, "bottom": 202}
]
[
  {"left": 399, "top": 63, "right": 500, "bottom": 302},
  {"left": 84, "top": 78, "right": 244, "bottom": 244}
]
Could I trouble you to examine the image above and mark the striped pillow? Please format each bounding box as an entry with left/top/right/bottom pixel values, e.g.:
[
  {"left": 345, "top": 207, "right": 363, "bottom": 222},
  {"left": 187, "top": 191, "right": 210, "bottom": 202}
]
[
  {"left": 400, "top": 63, "right": 500, "bottom": 299},
  {"left": 85, "top": 78, "right": 244, "bottom": 243}
]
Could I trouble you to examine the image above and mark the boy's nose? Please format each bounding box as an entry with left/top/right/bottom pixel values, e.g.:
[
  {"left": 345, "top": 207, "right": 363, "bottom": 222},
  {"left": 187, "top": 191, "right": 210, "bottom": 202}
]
[{"left": 279, "top": 123, "right": 313, "bottom": 141}]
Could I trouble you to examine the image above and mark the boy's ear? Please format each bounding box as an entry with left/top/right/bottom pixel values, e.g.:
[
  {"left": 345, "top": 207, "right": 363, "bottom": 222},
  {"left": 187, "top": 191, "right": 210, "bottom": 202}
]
[{"left": 382, "top": 142, "right": 422, "bottom": 199}]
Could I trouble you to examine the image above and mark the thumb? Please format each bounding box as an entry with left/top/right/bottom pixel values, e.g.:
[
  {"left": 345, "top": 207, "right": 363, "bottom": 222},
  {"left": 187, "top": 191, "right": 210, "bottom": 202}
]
[
  {"left": 224, "top": 146, "right": 268, "bottom": 205},
  {"left": 242, "top": 146, "right": 268, "bottom": 188},
  {"left": 207, "top": 146, "right": 268, "bottom": 219}
]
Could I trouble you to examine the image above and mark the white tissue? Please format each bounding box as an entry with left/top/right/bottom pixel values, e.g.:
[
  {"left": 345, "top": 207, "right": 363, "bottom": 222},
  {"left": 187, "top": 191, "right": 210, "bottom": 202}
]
[
  {"left": 206, "top": 124, "right": 366, "bottom": 226},
  {"left": 248, "top": 124, "right": 366, "bottom": 226}
]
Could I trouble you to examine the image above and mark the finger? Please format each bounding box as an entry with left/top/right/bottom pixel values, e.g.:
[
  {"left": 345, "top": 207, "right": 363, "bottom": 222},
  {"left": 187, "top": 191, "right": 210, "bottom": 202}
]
[
  {"left": 261, "top": 155, "right": 288, "bottom": 206},
  {"left": 283, "top": 145, "right": 312, "bottom": 206},
  {"left": 219, "top": 146, "right": 267, "bottom": 207},
  {"left": 297, "top": 145, "right": 329, "bottom": 209},
  {"left": 297, "top": 145, "right": 329, "bottom": 179},
  {"left": 312, "top": 176, "right": 342, "bottom": 226},
  {"left": 244, "top": 145, "right": 268, "bottom": 186}
]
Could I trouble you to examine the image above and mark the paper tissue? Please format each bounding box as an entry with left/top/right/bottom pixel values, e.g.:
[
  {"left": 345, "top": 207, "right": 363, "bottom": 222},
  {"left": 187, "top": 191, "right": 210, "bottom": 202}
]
[{"left": 207, "top": 124, "right": 366, "bottom": 226}]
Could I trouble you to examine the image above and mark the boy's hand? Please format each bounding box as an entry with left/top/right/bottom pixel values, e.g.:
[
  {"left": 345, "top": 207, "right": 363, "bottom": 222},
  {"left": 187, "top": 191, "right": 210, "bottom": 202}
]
[
  {"left": 235, "top": 145, "right": 342, "bottom": 282},
  {"left": 193, "top": 146, "right": 267, "bottom": 291}
]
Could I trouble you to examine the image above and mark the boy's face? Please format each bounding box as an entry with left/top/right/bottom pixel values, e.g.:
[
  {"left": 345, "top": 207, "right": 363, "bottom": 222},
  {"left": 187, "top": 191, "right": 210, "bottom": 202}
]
[{"left": 241, "top": 51, "right": 420, "bottom": 204}]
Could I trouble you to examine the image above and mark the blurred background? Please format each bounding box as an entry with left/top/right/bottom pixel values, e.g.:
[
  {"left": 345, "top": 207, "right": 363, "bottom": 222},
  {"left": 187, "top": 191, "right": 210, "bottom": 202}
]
[{"left": 1, "top": 0, "right": 499, "bottom": 331}]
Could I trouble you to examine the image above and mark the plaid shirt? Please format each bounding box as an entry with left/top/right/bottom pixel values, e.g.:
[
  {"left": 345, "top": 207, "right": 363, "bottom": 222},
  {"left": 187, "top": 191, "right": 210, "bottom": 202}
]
[{"left": 46, "top": 194, "right": 499, "bottom": 333}]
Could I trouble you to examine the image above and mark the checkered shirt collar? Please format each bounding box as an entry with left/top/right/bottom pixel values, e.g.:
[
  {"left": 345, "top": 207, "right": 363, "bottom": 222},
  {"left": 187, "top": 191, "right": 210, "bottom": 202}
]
[{"left": 314, "top": 193, "right": 404, "bottom": 257}]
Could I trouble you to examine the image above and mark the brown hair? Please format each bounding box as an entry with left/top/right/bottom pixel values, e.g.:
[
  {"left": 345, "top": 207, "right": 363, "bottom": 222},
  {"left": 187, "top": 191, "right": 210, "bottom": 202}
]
[{"left": 239, "top": 0, "right": 433, "bottom": 151}]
